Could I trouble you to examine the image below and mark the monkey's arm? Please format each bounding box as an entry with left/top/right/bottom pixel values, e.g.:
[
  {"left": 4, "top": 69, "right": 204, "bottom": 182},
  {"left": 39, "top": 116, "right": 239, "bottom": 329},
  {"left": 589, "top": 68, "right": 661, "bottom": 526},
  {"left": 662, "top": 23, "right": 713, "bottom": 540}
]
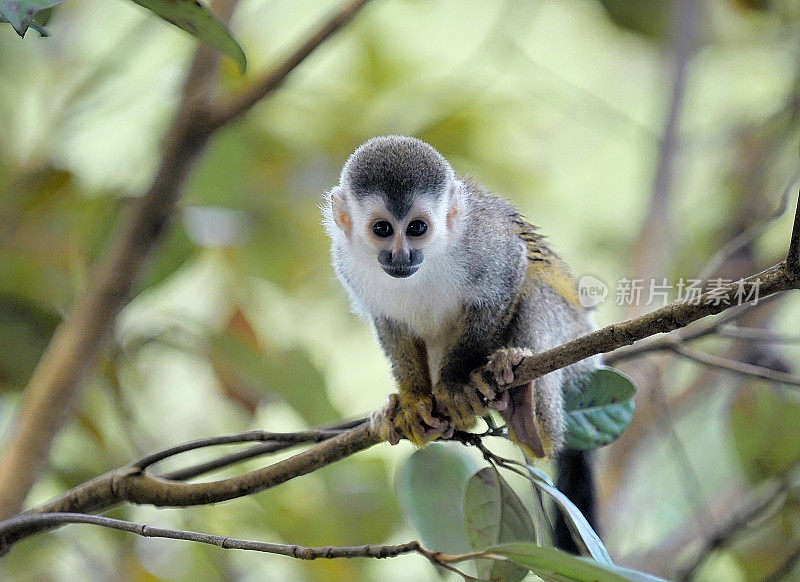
[
  {"left": 373, "top": 317, "right": 451, "bottom": 445},
  {"left": 432, "top": 304, "right": 508, "bottom": 430}
]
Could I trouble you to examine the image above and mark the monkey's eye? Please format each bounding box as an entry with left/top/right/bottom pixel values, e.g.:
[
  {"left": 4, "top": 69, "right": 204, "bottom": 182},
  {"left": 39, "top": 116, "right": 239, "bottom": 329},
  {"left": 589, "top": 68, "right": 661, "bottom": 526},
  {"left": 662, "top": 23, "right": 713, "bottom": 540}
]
[
  {"left": 406, "top": 219, "right": 428, "bottom": 237},
  {"left": 372, "top": 220, "right": 394, "bottom": 238}
]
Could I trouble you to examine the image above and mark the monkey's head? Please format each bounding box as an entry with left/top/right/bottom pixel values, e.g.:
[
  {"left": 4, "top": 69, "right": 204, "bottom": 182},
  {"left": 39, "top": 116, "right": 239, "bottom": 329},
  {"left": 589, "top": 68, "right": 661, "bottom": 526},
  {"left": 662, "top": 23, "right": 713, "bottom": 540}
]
[{"left": 324, "top": 135, "right": 464, "bottom": 280}]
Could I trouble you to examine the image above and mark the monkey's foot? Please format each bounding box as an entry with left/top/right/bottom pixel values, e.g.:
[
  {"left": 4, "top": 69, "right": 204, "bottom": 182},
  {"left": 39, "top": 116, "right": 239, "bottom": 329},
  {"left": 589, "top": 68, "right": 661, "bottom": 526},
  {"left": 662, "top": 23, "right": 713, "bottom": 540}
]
[
  {"left": 433, "top": 381, "right": 487, "bottom": 430},
  {"left": 472, "top": 347, "right": 534, "bottom": 411},
  {"left": 373, "top": 393, "right": 453, "bottom": 446}
]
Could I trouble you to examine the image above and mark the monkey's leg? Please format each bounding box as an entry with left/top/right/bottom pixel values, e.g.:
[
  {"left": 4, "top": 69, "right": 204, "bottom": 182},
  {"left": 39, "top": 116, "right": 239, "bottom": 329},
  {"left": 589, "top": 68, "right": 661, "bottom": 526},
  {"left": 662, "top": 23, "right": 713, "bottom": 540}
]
[{"left": 373, "top": 318, "right": 453, "bottom": 445}]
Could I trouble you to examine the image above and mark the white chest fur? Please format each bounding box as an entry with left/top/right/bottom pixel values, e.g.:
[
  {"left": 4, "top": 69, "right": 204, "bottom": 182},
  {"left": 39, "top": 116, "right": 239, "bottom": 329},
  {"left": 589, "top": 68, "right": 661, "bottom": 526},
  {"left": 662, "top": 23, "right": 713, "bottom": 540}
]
[
  {"left": 335, "top": 241, "right": 468, "bottom": 383},
  {"left": 339, "top": 246, "right": 466, "bottom": 337}
]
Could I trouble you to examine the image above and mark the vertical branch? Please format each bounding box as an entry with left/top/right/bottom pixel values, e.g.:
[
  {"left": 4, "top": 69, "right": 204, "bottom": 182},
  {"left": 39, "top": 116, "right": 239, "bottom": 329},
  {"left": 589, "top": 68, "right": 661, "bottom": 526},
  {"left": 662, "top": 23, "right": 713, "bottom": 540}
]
[
  {"left": 0, "top": 0, "right": 374, "bottom": 519},
  {"left": 0, "top": 50, "right": 219, "bottom": 520},
  {"left": 602, "top": 0, "right": 702, "bottom": 511}
]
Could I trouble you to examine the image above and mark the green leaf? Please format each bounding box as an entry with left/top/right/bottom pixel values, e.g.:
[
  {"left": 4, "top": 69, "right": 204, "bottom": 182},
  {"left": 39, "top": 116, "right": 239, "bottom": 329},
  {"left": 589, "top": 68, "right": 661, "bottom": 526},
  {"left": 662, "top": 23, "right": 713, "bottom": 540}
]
[
  {"left": 0, "top": 0, "right": 62, "bottom": 37},
  {"left": 464, "top": 467, "right": 537, "bottom": 582},
  {"left": 128, "top": 0, "right": 246, "bottom": 72},
  {"left": 526, "top": 466, "right": 612, "bottom": 564},
  {"left": 564, "top": 366, "right": 636, "bottom": 450},
  {"left": 486, "top": 543, "right": 671, "bottom": 582},
  {"left": 396, "top": 443, "right": 482, "bottom": 556},
  {"left": 729, "top": 383, "right": 800, "bottom": 484}
]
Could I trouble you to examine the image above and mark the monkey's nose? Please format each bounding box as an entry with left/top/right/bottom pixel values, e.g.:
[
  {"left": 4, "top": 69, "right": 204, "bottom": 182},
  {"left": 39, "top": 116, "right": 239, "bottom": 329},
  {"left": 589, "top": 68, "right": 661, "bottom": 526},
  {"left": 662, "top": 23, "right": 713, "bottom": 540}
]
[{"left": 391, "top": 247, "right": 411, "bottom": 264}]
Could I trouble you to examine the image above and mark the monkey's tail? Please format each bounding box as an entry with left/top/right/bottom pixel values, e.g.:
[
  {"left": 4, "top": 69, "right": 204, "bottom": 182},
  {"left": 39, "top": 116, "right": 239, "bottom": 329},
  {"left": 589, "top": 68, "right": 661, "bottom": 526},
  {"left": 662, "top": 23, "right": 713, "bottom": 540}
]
[{"left": 553, "top": 448, "right": 598, "bottom": 553}]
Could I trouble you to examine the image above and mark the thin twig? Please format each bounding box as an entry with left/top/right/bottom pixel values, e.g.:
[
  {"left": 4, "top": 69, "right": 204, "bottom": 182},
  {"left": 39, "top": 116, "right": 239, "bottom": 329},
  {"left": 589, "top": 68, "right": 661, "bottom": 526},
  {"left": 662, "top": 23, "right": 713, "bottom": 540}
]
[
  {"left": 678, "top": 479, "right": 791, "bottom": 581},
  {"left": 0, "top": 512, "right": 479, "bottom": 579},
  {"left": 604, "top": 300, "right": 765, "bottom": 364},
  {"left": 210, "top": 0, "right": 374, "bottom": 128},
  {"left": 696, "top": 169, "right": 799, "bottom": 283},
  {"left": 716, "top": 326, "right": 800, "bottom": 344},
  {"left": 670, "top": 344, "right": 800, "bottom": 387},
  {"left": 134, "top": 429, "right": 347, "bottom": 471},
  {"left": 0, "top": 512, "right": 422, "bottom": 559},
  {"left": 161, "top": 417, "right": 368, "bottom": 481}
]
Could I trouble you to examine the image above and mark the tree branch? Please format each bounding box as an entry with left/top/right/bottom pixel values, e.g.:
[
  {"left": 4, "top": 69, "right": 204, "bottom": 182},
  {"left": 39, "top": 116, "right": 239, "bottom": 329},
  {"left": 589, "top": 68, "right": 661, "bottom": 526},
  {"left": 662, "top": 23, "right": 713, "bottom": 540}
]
[
  {"left": 715, "top": 325, "right": 800, "bottom": 344},
  {"left": 0, "top": 512, "right": 476, "bottom": 578},
  {"left": 669, "top": 344, "right": 800, "bottom": 387},
  {"left": 160, "top": 417, "right": 368, "bottom": 481},
  {"left": 0, "top": 0, "right": 374, "bottom": 520},
  {"left": 0, "top": 512, "right": 427, "bottom": 560},
  {"left": 209, "top": 0, "right": 374, "bottom": 128},
  {"left": 505, "top": 261, "right": 799, "bottom": 391}
]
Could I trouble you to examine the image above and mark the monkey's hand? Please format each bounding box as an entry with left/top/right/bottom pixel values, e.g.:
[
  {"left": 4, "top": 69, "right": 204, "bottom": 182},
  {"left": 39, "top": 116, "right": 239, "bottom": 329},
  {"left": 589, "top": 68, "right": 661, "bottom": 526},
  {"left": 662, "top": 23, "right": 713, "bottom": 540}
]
[
  {"left": 471, "top": 347, "right": 533, "bottom": 406},
  {"left": 372, "top": 392, "right": 454, "bottom": 446},
  {"left": 472, "top": 347, "right": 554, "bottom": 458}
]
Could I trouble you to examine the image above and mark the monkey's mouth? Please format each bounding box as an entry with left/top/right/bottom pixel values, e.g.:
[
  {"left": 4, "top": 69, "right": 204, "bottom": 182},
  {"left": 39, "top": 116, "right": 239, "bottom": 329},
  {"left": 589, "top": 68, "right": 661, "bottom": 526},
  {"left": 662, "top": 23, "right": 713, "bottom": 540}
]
[{"left": 382, "top": 264, "right": 420, "bottom": 278}]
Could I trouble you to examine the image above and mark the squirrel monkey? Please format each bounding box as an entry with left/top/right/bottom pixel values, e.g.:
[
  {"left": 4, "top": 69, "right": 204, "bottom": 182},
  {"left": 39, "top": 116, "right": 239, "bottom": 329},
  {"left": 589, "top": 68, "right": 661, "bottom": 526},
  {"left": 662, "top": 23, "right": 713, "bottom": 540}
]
[{"left": 323, "top": 135, "right": 599, "bottom": 458}]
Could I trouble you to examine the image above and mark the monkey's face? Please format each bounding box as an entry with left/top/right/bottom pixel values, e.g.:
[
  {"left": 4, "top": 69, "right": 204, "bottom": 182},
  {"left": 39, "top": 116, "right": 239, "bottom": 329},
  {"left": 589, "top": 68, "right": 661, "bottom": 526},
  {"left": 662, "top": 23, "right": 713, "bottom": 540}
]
[{"left": 326, "top": 186, "right": 461, "bottom": 281}]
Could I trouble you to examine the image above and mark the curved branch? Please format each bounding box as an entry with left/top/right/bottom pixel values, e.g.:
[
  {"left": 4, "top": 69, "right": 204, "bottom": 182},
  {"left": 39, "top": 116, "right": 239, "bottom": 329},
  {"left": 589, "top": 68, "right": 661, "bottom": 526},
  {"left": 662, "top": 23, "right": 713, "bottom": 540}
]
[
  {"left": 133, "top": 428, "right": 349, "bottom": 471},
  {"left": 160, "top": 416, "right": 369, "bottom": 481}
]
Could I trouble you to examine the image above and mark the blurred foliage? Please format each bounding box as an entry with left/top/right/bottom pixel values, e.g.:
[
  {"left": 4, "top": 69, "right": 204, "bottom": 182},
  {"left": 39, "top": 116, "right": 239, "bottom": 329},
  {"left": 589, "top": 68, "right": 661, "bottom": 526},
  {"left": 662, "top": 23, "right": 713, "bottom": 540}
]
[{"left": 0, "top": 0, "right": 800, "bottom": 580}]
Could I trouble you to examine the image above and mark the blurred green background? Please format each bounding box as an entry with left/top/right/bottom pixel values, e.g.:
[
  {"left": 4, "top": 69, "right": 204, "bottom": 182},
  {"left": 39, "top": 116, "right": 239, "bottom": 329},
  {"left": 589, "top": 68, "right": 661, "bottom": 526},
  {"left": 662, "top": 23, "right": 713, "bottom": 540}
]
[{"left": 1, "top": 0, "right": 800, "bottom": 580}]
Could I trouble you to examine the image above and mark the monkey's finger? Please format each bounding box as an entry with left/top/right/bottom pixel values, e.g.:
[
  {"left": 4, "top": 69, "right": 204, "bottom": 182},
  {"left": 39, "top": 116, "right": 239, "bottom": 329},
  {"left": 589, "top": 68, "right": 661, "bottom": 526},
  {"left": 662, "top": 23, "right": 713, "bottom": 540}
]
[
  {"left": 418, "top": 405, "right": 447, "bottom": 431},
  {"left": 473, "top": 376, "right": 496, "bottom": 400},
  {"left": 387, "top": 426, "right": 401, "bottom": 445},
  {"left": 439, "top": 422, "right": 455, "bottom": 440},
  {"left": 488, "top": 390, "right": 510, "bottom": 411}
]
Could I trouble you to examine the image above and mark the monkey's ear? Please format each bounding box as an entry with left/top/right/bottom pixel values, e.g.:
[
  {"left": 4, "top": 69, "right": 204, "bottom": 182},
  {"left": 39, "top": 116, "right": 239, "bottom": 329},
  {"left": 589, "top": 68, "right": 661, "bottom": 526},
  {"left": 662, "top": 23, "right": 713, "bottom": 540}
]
[
  {"left": 330, "top": 187, "right": 353, "bottom": 237},
  {"left": 447, "top": 180, "right": 465, "bottom": 230}
]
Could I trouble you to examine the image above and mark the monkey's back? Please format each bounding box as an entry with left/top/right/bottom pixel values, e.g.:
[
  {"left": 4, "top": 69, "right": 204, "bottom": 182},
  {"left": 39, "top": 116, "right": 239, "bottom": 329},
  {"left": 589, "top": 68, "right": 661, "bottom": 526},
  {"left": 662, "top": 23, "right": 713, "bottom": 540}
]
[{"left": 459, "top": 179, "right": 598, "bottom": 383}]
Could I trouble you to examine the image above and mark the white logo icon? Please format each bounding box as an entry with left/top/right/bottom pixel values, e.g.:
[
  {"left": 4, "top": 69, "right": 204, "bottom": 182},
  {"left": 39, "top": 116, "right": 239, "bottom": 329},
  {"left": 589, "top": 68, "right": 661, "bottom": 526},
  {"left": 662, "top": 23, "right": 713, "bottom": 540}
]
[{"left": 578, "top": 275, "right": 608, "bottom": 308}]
